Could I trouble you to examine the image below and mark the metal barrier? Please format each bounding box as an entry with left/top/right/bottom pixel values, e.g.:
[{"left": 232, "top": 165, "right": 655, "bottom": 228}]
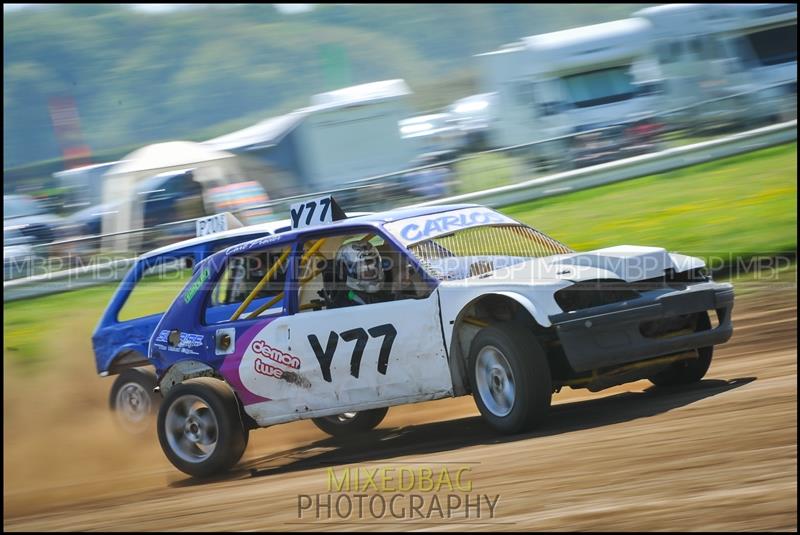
[
  {"left": 408, "top": 120, "right": 797, "bottom": 209},
  {"left": 4, "top": 118, "right": 795, "bottom": 302}
]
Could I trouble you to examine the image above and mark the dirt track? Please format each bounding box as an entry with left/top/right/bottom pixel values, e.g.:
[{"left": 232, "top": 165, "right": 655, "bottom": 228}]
[{"left": 3, "top": 285, "right": 797, "bottom": 531}]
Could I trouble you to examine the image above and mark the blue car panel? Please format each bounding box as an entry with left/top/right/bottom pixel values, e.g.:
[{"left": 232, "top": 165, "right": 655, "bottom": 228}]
[{"left": 91, "top": 226, "right": 284, "bottom": 375}]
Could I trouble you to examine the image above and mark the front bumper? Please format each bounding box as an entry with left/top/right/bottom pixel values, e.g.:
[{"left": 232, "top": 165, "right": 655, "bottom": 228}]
[{"left": 549, "top": 282, "right": 734, "bottom": 373}]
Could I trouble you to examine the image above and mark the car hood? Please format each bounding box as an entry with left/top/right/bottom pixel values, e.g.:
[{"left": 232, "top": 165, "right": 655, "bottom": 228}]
[{"left": 464, "top": 245, "right": 705, "bottom": 285}]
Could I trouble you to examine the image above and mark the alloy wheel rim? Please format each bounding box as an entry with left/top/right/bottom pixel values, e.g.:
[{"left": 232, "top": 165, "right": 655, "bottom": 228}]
[
  {"left": 165, "top": 394, "right": 219, "bottom": 463},
  {"left": 475, "top": 345, "right": 516, "bottom": 417}
]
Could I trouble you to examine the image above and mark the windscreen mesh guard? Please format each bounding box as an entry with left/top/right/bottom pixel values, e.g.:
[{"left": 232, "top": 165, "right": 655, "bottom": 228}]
[{"left": 409, "top": 224, "right": 573, "bottom": 280}]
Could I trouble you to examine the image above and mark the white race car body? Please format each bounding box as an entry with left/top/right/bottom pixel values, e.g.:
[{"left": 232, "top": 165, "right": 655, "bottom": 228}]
[{"left": 151, "top": 202, "right": 733, "bottom": 428}]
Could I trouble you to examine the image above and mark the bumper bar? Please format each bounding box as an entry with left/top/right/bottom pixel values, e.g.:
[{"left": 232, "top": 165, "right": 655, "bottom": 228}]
[{"left": 550, "top": 282, "right": 734, "bottom": 373}]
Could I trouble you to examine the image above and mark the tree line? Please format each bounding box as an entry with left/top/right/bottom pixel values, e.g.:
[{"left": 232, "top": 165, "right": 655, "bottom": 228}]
[{"left": 4, "top": 3, "right": 648, "bottom": 172}]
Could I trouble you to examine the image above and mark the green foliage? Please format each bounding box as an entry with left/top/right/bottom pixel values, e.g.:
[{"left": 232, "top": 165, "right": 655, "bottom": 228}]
[
  {"left": 504, "top": 143, "right": 798, "bottom": 262},
  {"left": 4, "top": 4, "right": 651, "bottom": 171}
]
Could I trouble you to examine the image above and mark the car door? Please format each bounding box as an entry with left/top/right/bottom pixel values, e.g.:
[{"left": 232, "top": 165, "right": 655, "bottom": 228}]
[{"left": 231, "top": 230, "right": 454, "bottom": 426}]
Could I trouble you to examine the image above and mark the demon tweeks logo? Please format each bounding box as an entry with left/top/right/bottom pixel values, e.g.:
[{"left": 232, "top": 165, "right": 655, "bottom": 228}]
[{"left": 251, "top": 340, "right": 301, "bottom": 369}]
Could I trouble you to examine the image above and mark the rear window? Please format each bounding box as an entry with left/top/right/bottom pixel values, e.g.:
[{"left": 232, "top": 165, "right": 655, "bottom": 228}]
[{"left": 118, "top": 256, "right": 194, "bottom": 321}]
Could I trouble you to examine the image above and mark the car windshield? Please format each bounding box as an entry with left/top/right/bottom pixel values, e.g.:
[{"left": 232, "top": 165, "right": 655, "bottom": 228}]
[
  {"left": 4, "top": 196, "right": 44, "bottom": 219},
  {"left": 407, "top": 224, "right": 573, "bottom": 280}
]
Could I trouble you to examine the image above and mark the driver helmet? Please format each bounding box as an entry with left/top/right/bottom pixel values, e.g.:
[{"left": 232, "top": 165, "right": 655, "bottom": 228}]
[{"left": 335, "top": 240, "right": 384, "bottom": 294}]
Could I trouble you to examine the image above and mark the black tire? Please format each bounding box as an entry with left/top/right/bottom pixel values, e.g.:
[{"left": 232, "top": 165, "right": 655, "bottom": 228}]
[
  {"left": 109, "top": 367, "right": 160, "bottom": 434},
  {"left": 311, "top": 408, "right": 389, "bottom": 437},
  {"left": 157, "top": 377, "right": 249, "bottom": 478},
  {"left": 468, "top": 324, "right": 552, "bottom": 434},
  {"left": 649, "top": 313, "right": 714, "bottom": 386}
]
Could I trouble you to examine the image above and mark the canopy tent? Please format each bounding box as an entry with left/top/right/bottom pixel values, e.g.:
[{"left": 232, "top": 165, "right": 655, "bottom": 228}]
[{"left": 101, "top": 141, "right": 243, "bottom": 251}]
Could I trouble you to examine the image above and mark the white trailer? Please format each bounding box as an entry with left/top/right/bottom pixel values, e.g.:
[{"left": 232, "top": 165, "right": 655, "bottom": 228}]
[
  {"left": 298, "top": 79, "right": 417, "bottom": 189},
  {"left": 635, "top": 3, "right": 797, "bottom": 129},
  {"left": 399, "top": 113, "right": 465, "bottom": 155},
  {"left": 477, "top": 18, "right": 663, "bottom": 165}
]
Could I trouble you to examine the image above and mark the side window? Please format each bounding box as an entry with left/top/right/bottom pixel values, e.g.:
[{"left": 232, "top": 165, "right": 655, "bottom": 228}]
[
  {"left": 689, "top": 36, "right": 703, "bottom": 57},
  {"left": 203, "top": 244, "right": 290, "bottom": 324},
  {"left": 535, "top": 80, "right": 562, "bottom": 117},
  {"left": 700, "top": 35, "right": 716, "bottom": 60},
  {"left": 657, "top": 41, "right": 672, "bottom": 64},
  {"left": 294, "top": 231, "right": 430, "bottom": 313},
  {"left": 118, "top": 256, "right": 195, "bottom": 321},
  {"left": 514, "top": 80, "right": 536, "bottom": 107},
  {"left": 669, "top": 41, "right": 682, "bottom": 62}
]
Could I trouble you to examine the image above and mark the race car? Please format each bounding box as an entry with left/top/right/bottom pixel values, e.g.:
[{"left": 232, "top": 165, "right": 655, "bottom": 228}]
[
  {"left": 92, "top": 214, "right": 294, "bottom": 432},
  {"left": 148, "top": 197, "right": 734, "bottom": 476}
]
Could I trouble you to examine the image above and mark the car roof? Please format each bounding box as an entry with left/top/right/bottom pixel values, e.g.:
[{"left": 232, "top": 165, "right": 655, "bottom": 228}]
[
  {"left": 212, "top": 204, "right": 482, "bottom": 257},
  {"left": 139, "top": 218, "right": 293, "bottom": 260},
  {"left": 136, "top": 208, "right": 388, "bottom": 261}
]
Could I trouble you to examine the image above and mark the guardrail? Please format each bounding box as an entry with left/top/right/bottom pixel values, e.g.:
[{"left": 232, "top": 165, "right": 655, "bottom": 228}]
[
  {"left": 4, "top": 119, "right": 795, "bottom": 302},
  {"left": 409, "top": 119, "right": 797, "bottom": 209},
  {"left": 4, "top": 256, "right": 136, "bottom": 302}
]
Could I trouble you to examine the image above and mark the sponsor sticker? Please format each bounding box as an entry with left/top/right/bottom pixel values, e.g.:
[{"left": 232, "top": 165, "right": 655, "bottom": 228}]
[
  {"left": 183, "top": 267, "right": 211, "bottom": 303},
  {"left": 385, "top": 208, "right": 516, "bottom": 245},
  {"left": 251, "top": 340, "right": 301, "bottom": 370},
  {"left": 155, "top": 330, "right": 205, "bottom": 355},
  {"left": 226, "top": 234, "right": 280, "bottom": 256}
]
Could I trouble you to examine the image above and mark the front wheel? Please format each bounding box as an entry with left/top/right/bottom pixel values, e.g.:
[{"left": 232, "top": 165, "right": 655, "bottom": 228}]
[
  {"left": 157, "top": 377, "right": 249, "bottom": 478},
  {"left": 469, "top": 324, "right": 552, "bottom": 434},
  {"left": 109, "top": 367, "right": 159, "bottom": 434},
  {"left": 311, "top": 408, "right": 389, "bottom": 437}
]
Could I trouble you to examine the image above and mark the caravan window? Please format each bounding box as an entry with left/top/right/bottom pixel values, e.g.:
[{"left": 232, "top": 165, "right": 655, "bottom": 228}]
[
  {"left": 701, "top": 36, "right": 725, "bottom": 61},
  {"left": 657, "top": 41, "right": 676, "bottom": 64},
  {"left": 743, "top": 25, "right": 797, "bottom": 67},
  {"left": 689, "top": 37, "right": 704, "bottom": 57},
  {"left": 670, "top": 41, "right": 682, "bottom": 61},
  {"left": 562, "top": 66, "right": 637, "bottom": 108},
  {"left": 514, "top": 81, "right": 536, "bottom": 107}
]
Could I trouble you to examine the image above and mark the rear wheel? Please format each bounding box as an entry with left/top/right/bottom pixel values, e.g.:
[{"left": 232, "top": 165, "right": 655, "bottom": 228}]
[
  {"left": 468, "top": 324, "right": 552, "bottom": 434},
  {"left": 649, "top": 313, "right": 714, "bottom": 386},
  {"left": 311, "top": 408, "right": 388, "bottom": 437},
  {"left": 157, "top": 377, "right": 249, "bottom": 478},
  {"left": 109, "top": 367, "right": 159, "bottom": 434}
]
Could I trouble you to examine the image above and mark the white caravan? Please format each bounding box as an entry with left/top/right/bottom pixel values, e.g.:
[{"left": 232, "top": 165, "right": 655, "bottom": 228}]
[
  {"left": 477, "top": 18, "right": 663, "bottom": 166},
  {"left": 399, "top": 113, "right": 465, "bottom": 155},
  {"left": 635, "top": 3, "right": 797, "bottom": 129}
]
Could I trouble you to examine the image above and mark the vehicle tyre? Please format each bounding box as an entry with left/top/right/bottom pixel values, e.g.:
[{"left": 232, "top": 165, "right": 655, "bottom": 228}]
[
  {"left": 311, "top": 408, "right": 389, "bottom": 437},
  {"left": 157, "top": 377, "right": 249, "bottom": 478},
  {"left": 649, "top": 312, "right": 714, "bottom": 386},
  {"left": 468, "top": 324, "right": 552, "bottom": 434},
  {"left": 109, "top": 367, "right": 160, "bottom": 434}
]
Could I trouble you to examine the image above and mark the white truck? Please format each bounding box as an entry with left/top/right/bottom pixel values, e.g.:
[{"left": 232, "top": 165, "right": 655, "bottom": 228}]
[
  {"left": 477, "top": 18, "right": 664, "bottom": 168},
  {"left": 635, "top": 3, "right": 797, "bottom": 131}
]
